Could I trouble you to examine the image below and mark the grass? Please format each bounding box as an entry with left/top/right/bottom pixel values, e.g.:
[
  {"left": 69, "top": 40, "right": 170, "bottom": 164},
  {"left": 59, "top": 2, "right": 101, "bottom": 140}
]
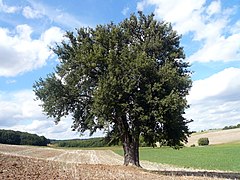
[
  {"left": 50, "top": 141, "right": 240, "bottom": 172},
  {"left": 113, "top": 142, "right": 240, "bottom": 172}
]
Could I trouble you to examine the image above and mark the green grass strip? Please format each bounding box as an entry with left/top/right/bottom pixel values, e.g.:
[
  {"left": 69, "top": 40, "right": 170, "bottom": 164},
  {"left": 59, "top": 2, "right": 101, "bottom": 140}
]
[{"left": 113, "top": 143, "right": 240, "bottom": 172}]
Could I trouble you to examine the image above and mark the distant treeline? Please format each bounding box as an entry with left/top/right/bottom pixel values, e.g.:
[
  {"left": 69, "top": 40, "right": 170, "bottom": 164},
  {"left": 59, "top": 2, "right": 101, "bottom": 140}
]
[
  {"left": 51, "top": 137, "right": 108, "bottom": 148},
  {"left": 222, "top": 124, "right": 240, "bottom": 130},
  {"left": 51, "top": 136, "right": 154, "bottom": 148},
  {"left": 0, "top": 129, "right": 50, "bottom": 146}
]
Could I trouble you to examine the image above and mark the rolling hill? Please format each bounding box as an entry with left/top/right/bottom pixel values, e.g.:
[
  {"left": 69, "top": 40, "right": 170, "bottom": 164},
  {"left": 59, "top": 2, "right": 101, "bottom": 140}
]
[{"left": 186, "top": 128, "right": 240, "bottom": 146}]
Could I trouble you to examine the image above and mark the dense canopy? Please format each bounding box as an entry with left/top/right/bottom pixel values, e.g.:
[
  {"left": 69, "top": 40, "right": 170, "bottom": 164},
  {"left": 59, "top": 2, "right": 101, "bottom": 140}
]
[{"left": 33, "top": 12, "right": 192, "bottom": 166}]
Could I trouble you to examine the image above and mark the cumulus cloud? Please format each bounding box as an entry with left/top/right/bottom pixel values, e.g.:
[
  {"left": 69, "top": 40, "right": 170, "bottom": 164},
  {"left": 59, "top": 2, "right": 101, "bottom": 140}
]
[
  {"left": 138, "top": 0, "right": 206, "bottom": 34},
  {"left": 137, "top": 0, "right": 240, "bottom": 62},
  {"left": 0, "top": 0, "right": 19, "bottom": 13},
  {"left": 185, "top": 68, "right": 240, "bottom": 130},
  {"left": 0, "top": 90, "right": 68, "bottom": 139},
  {"left": 188, "top": 34, "right": 240, "bottom": 62},
  {"left": 188, "top": 68, "right": 240, "bottom": 103},
  {"left": 0, "top": 25, "right": 63, "bottom": 77},
  {"left": 0, "top": 90, "right": 105, "bottom": 139},
  {"left": 0, "top": 90, "right": 43, "bottom": 123}
]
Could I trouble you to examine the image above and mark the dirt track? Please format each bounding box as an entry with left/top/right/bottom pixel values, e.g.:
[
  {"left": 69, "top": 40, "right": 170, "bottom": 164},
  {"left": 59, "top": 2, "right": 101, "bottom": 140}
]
[{"left": 0, "top": 144, "right": 231, "bottom": 179}]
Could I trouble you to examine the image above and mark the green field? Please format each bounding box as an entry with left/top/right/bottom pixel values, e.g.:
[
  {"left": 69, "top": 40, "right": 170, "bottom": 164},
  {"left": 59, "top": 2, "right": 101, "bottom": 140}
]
[{"left": 113, "top": 143, "right": 240, "bottom": 172}]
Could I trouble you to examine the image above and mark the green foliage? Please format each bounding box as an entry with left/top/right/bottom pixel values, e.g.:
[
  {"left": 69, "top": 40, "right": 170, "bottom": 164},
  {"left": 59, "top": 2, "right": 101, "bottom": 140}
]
[
  {"left": 33, "top": 12, "right": 192, "bottom": 165},
  {"left": 198, "top": 137, "right": 209, "bottom": 146},
  {"left": 223, "top": 124, "right": 240, "bottom": 130},
  {"left": 0, "top": 130, "right": 21, "bottom": 145},
  {"left": 52, "top": 137, "right": 108, "bottom": 148},
  {"left": 0, "top": 129, "right": 50, "bottom": 146},
  {"left": 139, "top": 135, "right": 155, "bottom": 147}
]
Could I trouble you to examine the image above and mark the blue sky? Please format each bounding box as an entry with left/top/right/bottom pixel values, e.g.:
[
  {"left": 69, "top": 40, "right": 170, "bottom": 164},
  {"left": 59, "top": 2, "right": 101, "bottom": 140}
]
[{"left": 0, "top": 0, "right": 240, "bottom": 139}]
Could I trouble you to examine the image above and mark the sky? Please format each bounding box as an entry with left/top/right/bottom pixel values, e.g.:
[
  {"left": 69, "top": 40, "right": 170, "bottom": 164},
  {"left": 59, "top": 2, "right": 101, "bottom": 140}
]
[{"left": 0, "top": 0, "right": 240, "bottom": 140}]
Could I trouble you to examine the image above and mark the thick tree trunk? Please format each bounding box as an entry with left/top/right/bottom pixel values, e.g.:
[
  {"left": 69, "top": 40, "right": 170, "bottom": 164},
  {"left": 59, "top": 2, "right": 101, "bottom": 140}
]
[{"left": 122, "top": 132, "right": 141, "bottom": 167}]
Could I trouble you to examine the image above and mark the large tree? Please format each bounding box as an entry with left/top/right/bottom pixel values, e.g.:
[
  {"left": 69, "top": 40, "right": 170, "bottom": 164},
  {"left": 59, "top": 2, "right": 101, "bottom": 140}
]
[{"left": 33, "top": 12, "right": 192, "bottom": 167}]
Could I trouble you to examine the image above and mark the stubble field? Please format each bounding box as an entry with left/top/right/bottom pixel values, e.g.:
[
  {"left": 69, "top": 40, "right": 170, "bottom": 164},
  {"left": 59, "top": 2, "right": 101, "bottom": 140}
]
[
  {"left": 186, "top": 128, "right": 240, "bottom": 146},
  {"left": 0, "top": 143, "right": 231, "bottom": 179}
]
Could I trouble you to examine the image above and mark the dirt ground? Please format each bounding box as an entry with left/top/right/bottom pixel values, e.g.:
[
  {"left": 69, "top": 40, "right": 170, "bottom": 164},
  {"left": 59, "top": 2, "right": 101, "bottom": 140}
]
[
  {"left": 0, "top": 144, "right": 192, "bottom": 171},
  {"left": 0, "top": 153, "right": 166, "bottom": 180},
  {"left": 0, "top": 144, "right": 234, "bottom": 179},
  {"left": 186, "top": 128, "right": 240, "bottom": 146}
]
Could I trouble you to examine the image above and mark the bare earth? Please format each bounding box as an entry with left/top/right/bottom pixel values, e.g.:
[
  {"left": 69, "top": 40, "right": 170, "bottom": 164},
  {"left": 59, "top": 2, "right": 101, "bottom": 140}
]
[
  {"left": 186, "top": 128, "right": 240, "bottom": 146},
  {"left": 0, "top": 144, "right": 232, "bottom": 179}
]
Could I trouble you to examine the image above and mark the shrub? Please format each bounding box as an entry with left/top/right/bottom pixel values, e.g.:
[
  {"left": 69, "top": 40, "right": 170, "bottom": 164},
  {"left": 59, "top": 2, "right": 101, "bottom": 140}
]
[
  {"left": 198, "top": 138, "right": 209, "bottom": 146},
  {"left": 190, "top": 144, "right": 195, "bottom": 147}
]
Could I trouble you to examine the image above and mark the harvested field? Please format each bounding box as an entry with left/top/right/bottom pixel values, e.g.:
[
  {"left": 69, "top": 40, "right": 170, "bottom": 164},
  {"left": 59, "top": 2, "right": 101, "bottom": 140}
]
[
  {"left": 186, "top": 128, "right": 240, "bottom": 146},
  {"left": 0, "top": 144, "right": 231, "bottom": 179},
  {"left": 0, "top": 153, "right": 164, "bottom": 180},
  {"left": 0, "top": 144, "right": 190, "bottom": 171}
]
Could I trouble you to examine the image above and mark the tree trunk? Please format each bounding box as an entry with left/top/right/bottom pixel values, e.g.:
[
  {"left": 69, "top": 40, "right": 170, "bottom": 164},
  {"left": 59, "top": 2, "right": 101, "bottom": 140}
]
[{"left": 122, "top": 132, "right": 141, "bottom": 167}]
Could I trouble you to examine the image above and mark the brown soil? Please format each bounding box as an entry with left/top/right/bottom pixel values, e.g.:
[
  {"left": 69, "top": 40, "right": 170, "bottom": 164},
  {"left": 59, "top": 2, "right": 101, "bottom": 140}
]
[
  {"left": 0, "top": 153, "right": 225, "bottom": 180},
  {"left": 0, "top": 153, "right": 164, "bottom": 180},
  {"left": 0, "top": 144, "right": 230, "bottom": 179}
]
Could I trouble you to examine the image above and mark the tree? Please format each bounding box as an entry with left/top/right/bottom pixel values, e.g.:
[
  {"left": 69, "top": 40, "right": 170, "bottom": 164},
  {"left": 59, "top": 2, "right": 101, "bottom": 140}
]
[
  {"left": 0, "top": 129, "right": 49, "bottom": 146},
  {"left": 33, "top": 12, "right": 192, "bottom": 167}
]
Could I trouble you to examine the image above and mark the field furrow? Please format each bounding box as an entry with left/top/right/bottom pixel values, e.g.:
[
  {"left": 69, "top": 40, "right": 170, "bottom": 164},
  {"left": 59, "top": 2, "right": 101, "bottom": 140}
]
[{"left": 0, "top": 144, "right": 233, "bottom": 179}]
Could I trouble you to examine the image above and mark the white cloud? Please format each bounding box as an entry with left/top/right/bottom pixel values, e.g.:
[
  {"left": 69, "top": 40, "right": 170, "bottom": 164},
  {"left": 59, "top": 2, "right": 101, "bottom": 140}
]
[
  {"left": 0, "top": 90, "right": 105, "bottom": 139},
  {"left": 231, "top": 20, "right": 240, "bottom": 34},
  {"left": 0, "top": 0, "right": 19, "bottom": 13},
  {"left": 188, "top": 34, "right": 240, "bottom": 62},
  {"left": 27, "top": 1, "right": 85, "bottom": 28},
  {"left": 188, "top": 67, "right": 240, "bottom": 103},
  {"left": 1, "top": 118, "right": 80, "bottom": 140},
  {"left": 0, "top": 25, "right": 63, "bottom": 77},
  {"left": 41, "top": 26, "right": 63, "bottom": 45},
  {"left": 0, "top": 90, "right": 43, "bottom": 123},
  {"left": 22, "top": 6, "right": 43, "bottom": 19},
  {"left": 6, "top": 118, "right": 105, "bottom": 140},
  {"left": 137, "top": 0, "right": 206, "bottom": 34},
  {"left": 137, "top": 0, "right": 240, "bottom": 62},
  {"left": 24, "top": 119, "right": 105, "bottom": 140},
  {"left": 206, "top": 0, "right": 221, "bottom": 16},
  {"left": 0, "top": 90, "right": 70, "bottom": 139},
  {"left": 186, "top": 68, "right": 240, "bottom": 130}
]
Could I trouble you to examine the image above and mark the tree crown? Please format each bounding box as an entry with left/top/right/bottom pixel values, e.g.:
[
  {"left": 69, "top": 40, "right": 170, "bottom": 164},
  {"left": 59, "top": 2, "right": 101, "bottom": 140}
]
[{"left": 33, "top": 12, "right": 192, "bottom": 147}]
